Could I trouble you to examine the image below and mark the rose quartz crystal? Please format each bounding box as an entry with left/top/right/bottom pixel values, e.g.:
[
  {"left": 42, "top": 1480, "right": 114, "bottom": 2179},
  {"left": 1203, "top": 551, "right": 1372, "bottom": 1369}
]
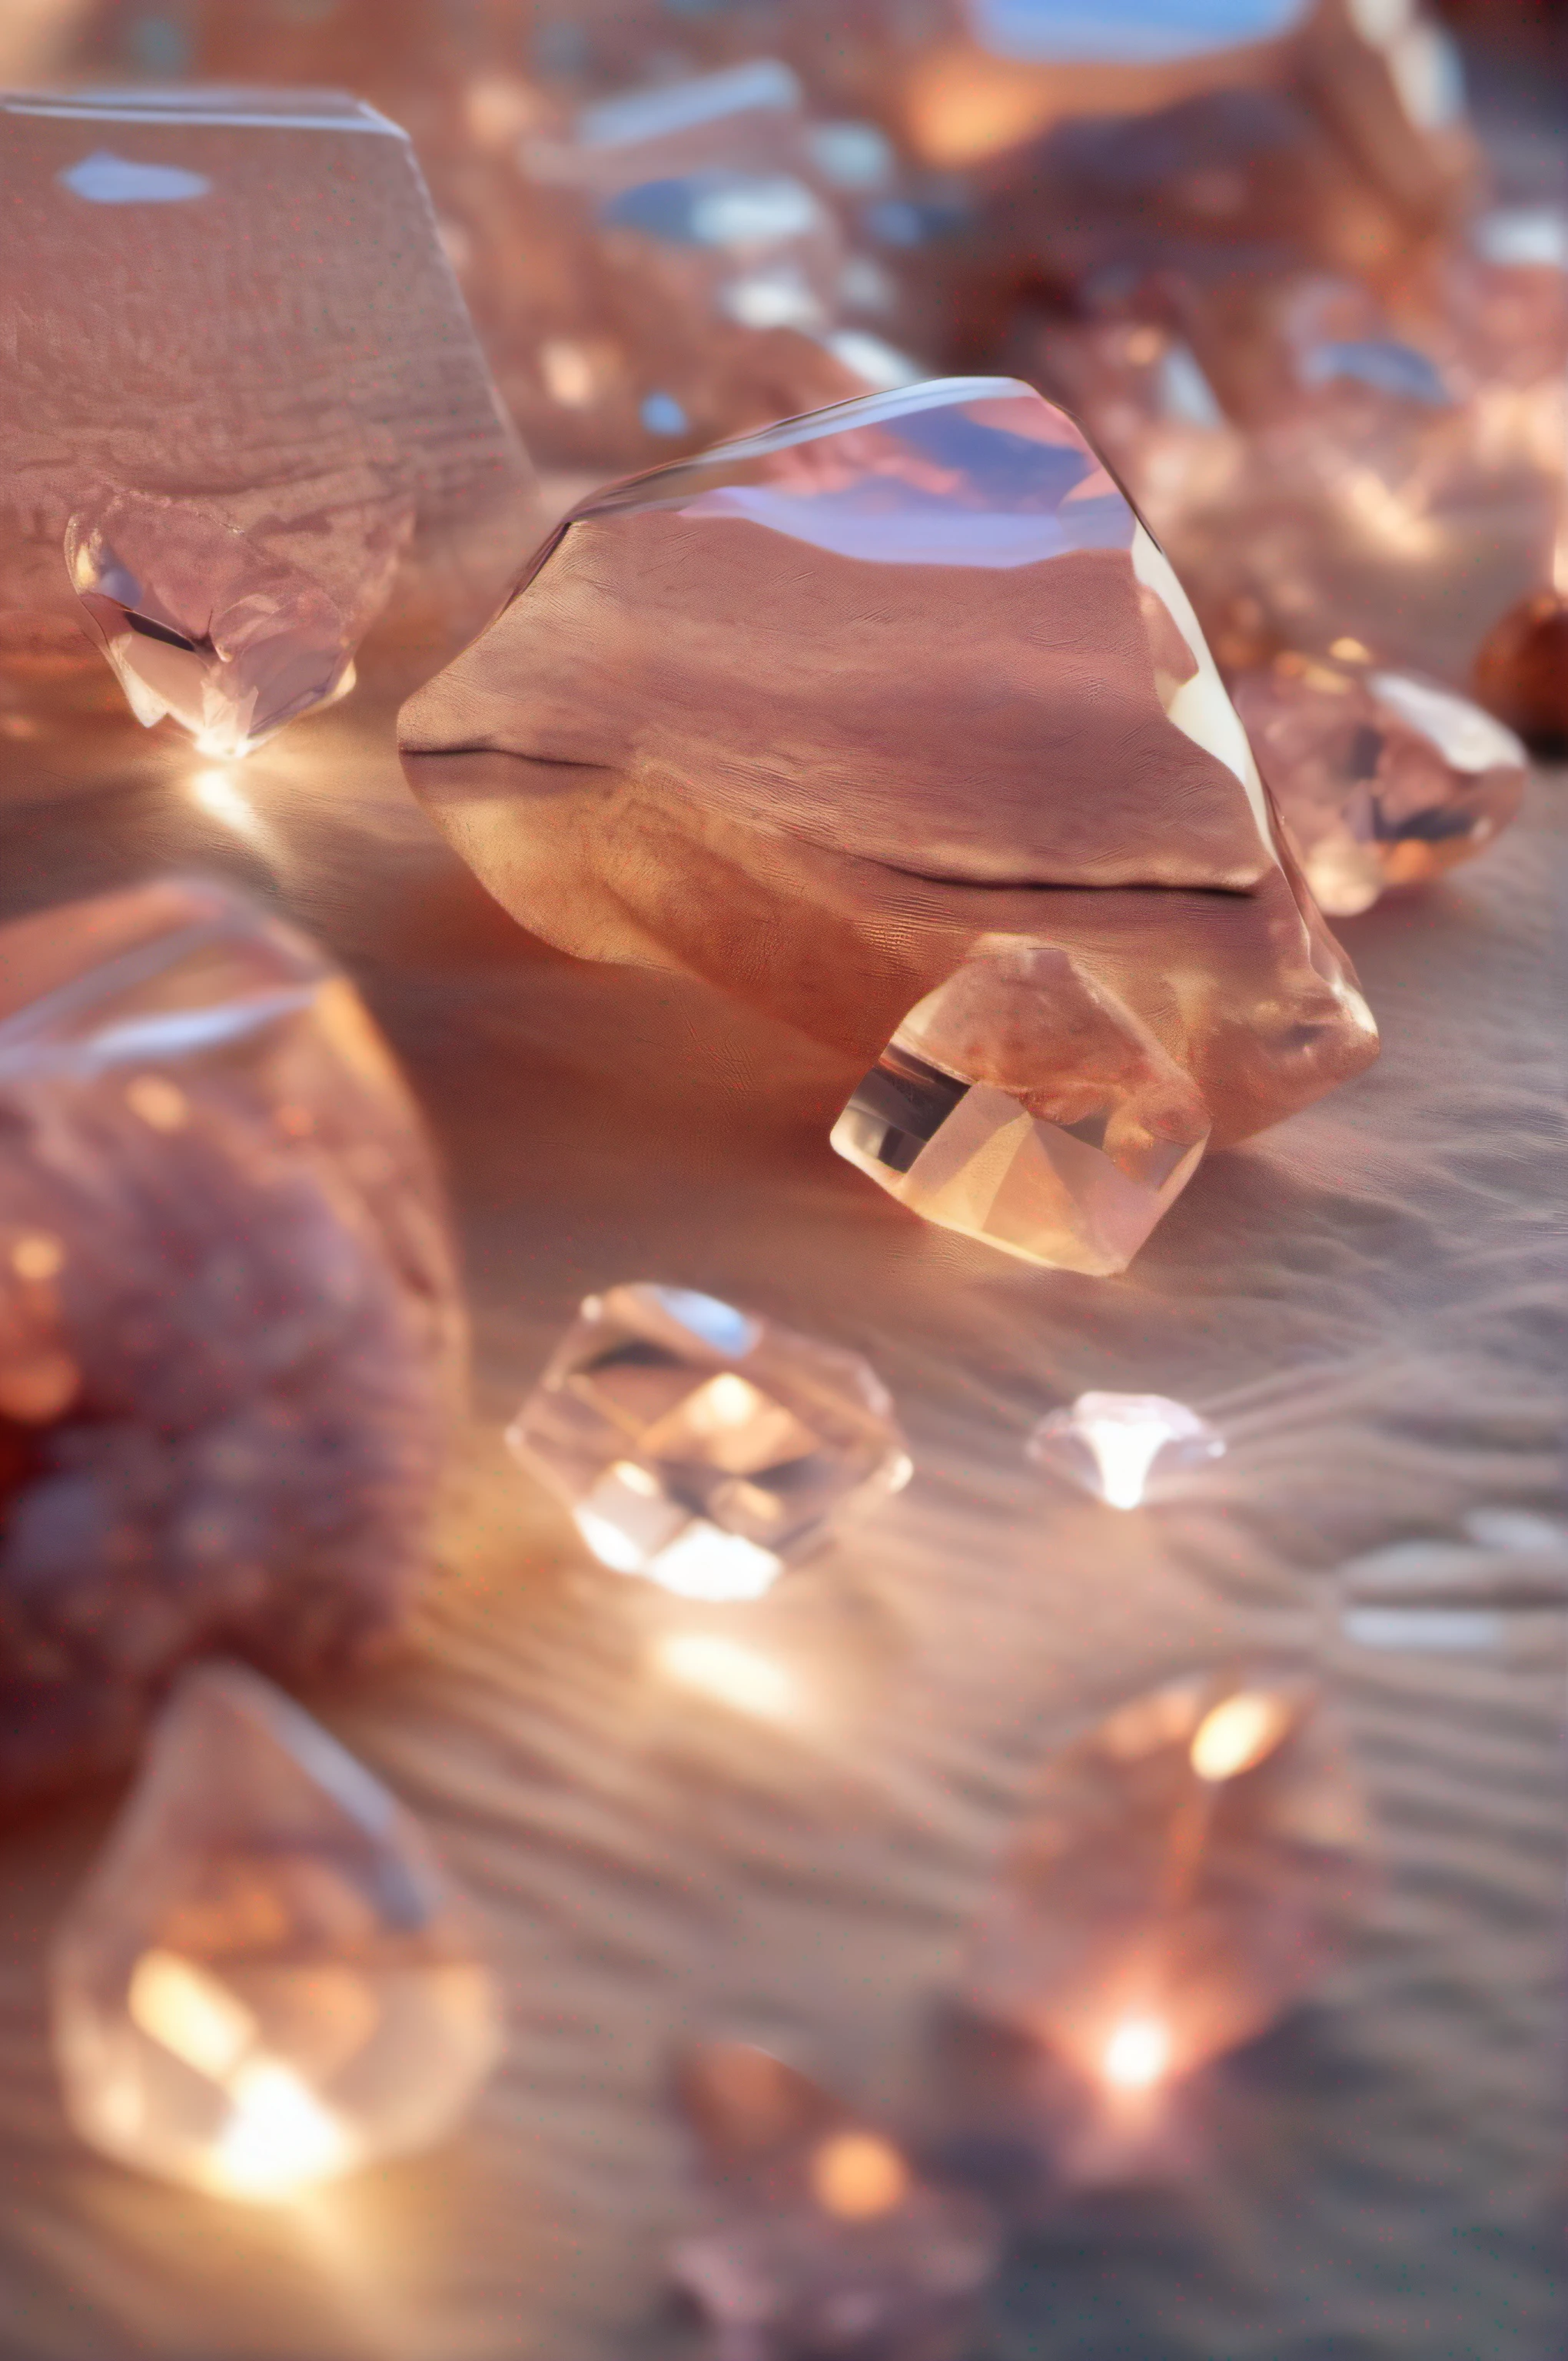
[
  {"left": 400, "top": 377, "right": 1378, "bottom": 1171},
  {"left": 0, "top": 878, "right": 463, "bottom": 1811}
]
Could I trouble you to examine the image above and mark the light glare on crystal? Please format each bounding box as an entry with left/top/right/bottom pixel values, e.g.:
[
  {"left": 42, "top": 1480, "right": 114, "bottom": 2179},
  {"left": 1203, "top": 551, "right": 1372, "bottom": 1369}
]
[{"left": 1028, "top": 1392, "right": 1224, "bottom": 1509}]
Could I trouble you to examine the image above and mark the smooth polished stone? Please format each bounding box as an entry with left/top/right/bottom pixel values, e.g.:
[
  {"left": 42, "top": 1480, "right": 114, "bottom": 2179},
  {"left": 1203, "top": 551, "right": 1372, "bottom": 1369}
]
[
  {"left": 0, "top": 878, "right": 463, "bottom": 1810},
  {"left": 401, "top": 375, "right": 1377, "bottom": 1150},
  {"left": 1234, "top": 652, "right": 1528, "bottom": 914},
  {"left": 672, "top": 2041, "right": 998, "bottom": 2360},
  {"left": 1028, "top": 1390, "right": 1225, "bottom": 1506},
  {"left": 507, "top": 1283, "right": 911, "bottom": 1599},
  {"left": 963, "top": 1671, "right": 1373, "bottom": 2091},
  {"left": 832, "top": 940, "right": 1211, "bottom": 1273},
  {"left": 52, "top": 1662, "right": 500, "bottom": 2198},
  {"left": 0, "top": 86, "right": 533, "bottom": 725}
]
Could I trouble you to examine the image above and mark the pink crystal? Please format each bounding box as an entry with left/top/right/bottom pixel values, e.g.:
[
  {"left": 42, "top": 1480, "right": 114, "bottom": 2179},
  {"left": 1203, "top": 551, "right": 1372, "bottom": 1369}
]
[{"left": 52, "top": 1662, "right": 500, "bottom": 2197}]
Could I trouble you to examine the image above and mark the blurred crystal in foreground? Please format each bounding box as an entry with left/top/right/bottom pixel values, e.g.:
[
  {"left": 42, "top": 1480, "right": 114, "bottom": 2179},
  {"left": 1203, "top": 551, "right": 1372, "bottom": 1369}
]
[
  {"left": 1234, "top": 654, "right": 1528, "bottom": 915},
  {"left": 833, "top": 941, "right": 1211, "bottom": 1275},
  {"left": 52, "top": 1663, "right": 500, "bottom": 2198},
  {"left": 1475, "top": 589, "right": 1568, "bottom": 755},
  {"left": 1028, "top": 1393, "right": 1224, "bottom": 1509},
  {"left": 672, "top": 2041, "right": 998, "bottom": 2361},
  {"left": 509, "top": 1286, "right": 910, "bottom": 1599},
  {"left": 964, "top": 1672, "right": 1372, "bottom": 2090}
]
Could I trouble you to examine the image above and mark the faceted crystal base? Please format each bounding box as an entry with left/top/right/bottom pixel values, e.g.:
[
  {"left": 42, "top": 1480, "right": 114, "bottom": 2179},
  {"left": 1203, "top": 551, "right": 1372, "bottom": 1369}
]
[
  {"left": 507, "top": 1285, "right": 911, "bottom": 1598},
  {"left": 52, "top": 1664, "right": 500, "bottom": 2199},
  {"left": 1234, "top": 653, "right": 1528, "bottom": 915},
  {"left": 964, "top": 1672, "right": 1373, "bottom": 2090},
  {"left": 832, "top": 941, "right": 1210, "bottom": 1275},
  {"left": 1028, "top": 1393, "right": 1225, "bottom": 1509},
  {"left": 672, "top": 2041, "right": 998, "bottom": 2361}
]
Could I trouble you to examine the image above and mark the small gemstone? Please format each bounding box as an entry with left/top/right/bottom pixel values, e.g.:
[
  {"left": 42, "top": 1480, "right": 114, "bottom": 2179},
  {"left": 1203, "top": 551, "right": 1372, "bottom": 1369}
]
[
  {"left": 51, "top": 1663, "right": 501, "bottom": 2199},
  {"left": 671, "top": 2041, "right": 998, "bottom": 2359},
  {"left": 833, "top": 941, "right": 1211, "bottom": 1275},
  {"left": 962, "top": 1672, "right": 1373, "bottom": 2089},
  {"left": 1028, "top": 1392, "right": 1224, "bottom": 1509},
  {"left": 1474, "top": 590, "right": 1568, "bottom": 756},
  {"left": 507, "top": 1284, "right": 910, "bottom": 1597}
]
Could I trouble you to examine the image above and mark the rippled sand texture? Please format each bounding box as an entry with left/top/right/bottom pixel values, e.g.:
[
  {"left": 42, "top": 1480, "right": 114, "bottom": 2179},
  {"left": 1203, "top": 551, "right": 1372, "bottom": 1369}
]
[{"left": 0, "top": 698, "right": 1560, "bottom": 2361}]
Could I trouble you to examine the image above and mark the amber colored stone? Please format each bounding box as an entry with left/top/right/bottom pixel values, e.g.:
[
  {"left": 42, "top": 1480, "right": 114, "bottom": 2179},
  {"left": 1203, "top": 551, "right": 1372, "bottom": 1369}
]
[
  {"left": 1028, "top": 1391, "right": 1225, "bottom": 1507},
  {"left": 0, "top": 878, "right": 463, "bottom": 1811},
  {"left": 401, "top": 376, "right": 1377, "bottom": 1151},
  {"left": 53, "top": 1662, "right": 500, "bottom": 2197},
  {"left": 963, "top": 1669, "right": 1374, "bottom": 2088},
  {"left": 1474, "top": 591, "right": 1568, "bottom": 755}
]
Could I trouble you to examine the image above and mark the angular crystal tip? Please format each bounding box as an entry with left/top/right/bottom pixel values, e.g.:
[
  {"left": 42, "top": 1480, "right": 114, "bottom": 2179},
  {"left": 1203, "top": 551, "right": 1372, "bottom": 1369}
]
[{"left": 1028, "top": 1391, "right": 1224, "bottom": 1509}]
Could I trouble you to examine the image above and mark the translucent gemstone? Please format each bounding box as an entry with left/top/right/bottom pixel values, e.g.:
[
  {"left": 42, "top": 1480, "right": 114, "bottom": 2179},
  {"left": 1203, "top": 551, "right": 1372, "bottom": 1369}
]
[
  {"left": 0, "top": 86, "right": 533, "bottom": 719},
  {"left": 963, "top": 1672, "right": 1373, "bottom": 2088},
  {"left": 401, "top": 377, "right": 1378, "bottom": 1153},
  {"left": 52, "top": 1662, "right": 500, "bottom": 2198},
  {"left": 508, "top": 1285, "right": 910, "bottom": 1598},
  {"left": 1028, "top": 1391, "right": 1224, "bottom": 1507},
  {"left": 0, "top": 878, "right": 463, "bottom": 1810},
  {"left": 1474, "top": 589, "right": 1568, "bottom": 757},
  {"left": 1233, "top": 653, "right": 1528, "bottom": 915},
  {"left": 671, "top": 2041, "right": 998, "bottom": 2361},
  {"left": 832, "top": 940, "right": 1211, "bottom": 1274}
]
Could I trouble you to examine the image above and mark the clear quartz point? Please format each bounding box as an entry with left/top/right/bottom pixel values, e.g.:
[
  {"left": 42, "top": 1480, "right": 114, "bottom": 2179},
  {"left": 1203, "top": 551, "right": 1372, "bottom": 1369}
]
[
  {"left": 671, "top": 2041, "right": 998, "bottom": 2361},
  {"left": 51, "top": 1662, "right": 501, "bottom": 2200},
  {"left": 507, "top": 1285, "right": 911, "bottom": 1599},
  {"left": 1028, "top": 1391, "right": 1224, "bottom": 1509},
  {"left": 963, "top": 1671, "right": 1374, "bottom": 2092}
]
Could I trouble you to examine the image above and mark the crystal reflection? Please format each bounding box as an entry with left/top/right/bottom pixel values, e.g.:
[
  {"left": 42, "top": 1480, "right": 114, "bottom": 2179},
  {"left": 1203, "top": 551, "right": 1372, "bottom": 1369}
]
[{"left": 1028, "top": 1391, "right": 1225, "bottom": 1508}]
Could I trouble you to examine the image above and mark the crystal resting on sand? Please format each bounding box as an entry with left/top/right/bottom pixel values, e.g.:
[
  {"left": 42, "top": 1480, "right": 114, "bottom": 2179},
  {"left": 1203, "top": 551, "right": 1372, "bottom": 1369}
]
[
  {"left": 507, "top": 1284, "right": 911, "bottom": 1601},
  {"left": 400, "top": 377, "right": 1378, "bottom": 1199},
  {"left": 0, "top": 878, "right": 463, "bottom": 1811},
  {"left": 52, "top": 1663, "right": 500, "bottom": 2198},
  {"left": 0, "top": 86, "right": 533, "bottom": 725}
]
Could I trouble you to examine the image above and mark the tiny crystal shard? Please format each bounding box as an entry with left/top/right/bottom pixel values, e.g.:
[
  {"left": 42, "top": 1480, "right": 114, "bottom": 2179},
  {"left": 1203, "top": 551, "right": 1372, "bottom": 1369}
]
[
  {"left": 964, "top": 1672, "right": 1372, "bottom": 2090},
  {"left": 52, "top": 1662, "right": 500, "bottom": 2197},
  {"left": 0, "top": 878, "right": 463, "bottom": 1810},
  {"left": 671, "top": 2041, "right": 998, "bottom": 2361},
  {"left": 1028, "top": 1392, "right": 1224, "bottom": 1509},
  {"left": 1234, "top": 653, "right": 1528, "bottom": 915},
  {"left": 507, "top": 1285, "right": 910, "bottom": 1598},
  {"left": 833, "top": 939, "right": 1211, "bottom": 1274}
]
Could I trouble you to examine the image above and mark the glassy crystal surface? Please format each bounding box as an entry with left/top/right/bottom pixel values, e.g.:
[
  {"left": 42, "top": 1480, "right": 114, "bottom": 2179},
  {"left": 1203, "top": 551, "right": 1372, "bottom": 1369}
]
[
  {"left": 1234, "top": 652, "right": 1528, "bottom": 914},
  {"left": 964, "top": 1671, "right": 1373, "bottom": 2087},
  {"left": 53, "top": 1662, "right": 500, "bottom": 2197},
  {"left": 833, "top": 939, "right": 1211, "bottom": 1273},
  {"left": 507, "top": 1284, "right": 910, "bottom": 1598},
  {"left": 0, "top": 878, "right": 463, "bottom": 1810},
  {"left": 0, "top": 85, "right": 533, "bottom": 714},
  {"left": 402, "top": 376, "right": 1377, "bottom": 1151},
  {"left": 1028, "top": 1391, "right": 1224, "bottom": 1508},
  {"left": 672, "top": 2041, "right": 998, "bottom": 2361}
]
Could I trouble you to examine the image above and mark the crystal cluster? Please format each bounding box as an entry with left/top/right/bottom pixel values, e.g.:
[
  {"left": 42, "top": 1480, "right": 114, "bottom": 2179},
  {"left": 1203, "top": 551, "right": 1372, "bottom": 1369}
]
[
  {"left": 53, "top": 1663, "right": 500, "bottom": 2197},
  {"left": 671, "top": 2041, "right": 998, "bottom": 2361},
  {"left": 508, "top": 1285, "right": 910, "bottom": 1599},
  {"left": 0, "top": 85, "right": 532, "bottom": 731},
  {"left": 0, "top": 878, "right": 463, "bottom": 1809},
  {"left": 964, "top": 1671, "right": 1374, "bottom": 2088}
]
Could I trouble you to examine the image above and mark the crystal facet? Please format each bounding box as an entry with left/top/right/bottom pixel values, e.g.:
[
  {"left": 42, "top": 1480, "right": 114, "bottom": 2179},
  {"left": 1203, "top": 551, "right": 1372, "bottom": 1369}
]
[
  {"left": 964, "top": 1671, "right": 1372, "bottom": 2087},
  {"left": 52, "top": 1662, "right": 500, "bottom": 2198},
  {"left": 0, "top": 879, "right": 463, "bottom": 1809},
  {"left": 401, "top": 377, "right": 1377, "bottom": 1153},
  {"left": 1028, "top": 1392, "right": 1225, "bottom": 1508},
  {"left": 507, "top": 1285, "right": 910, "bottom": 1597},
  {"left": 1233, "top": 653, "right": 1528, "bottom": 915},
  {"left": 672, "top": 2041, "right": 998, "bottom": 2361},
  {"left": 833, "top": 939, "right": 1211, "bottom": 1273}
]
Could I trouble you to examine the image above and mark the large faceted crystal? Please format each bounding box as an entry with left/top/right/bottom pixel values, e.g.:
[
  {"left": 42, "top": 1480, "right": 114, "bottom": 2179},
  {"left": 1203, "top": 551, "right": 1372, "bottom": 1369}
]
[
  {"left": 964, "top": 1671, "right": 1374, "bottom": 2088},
  {"left": 401, "top": 376, "right": 1377, "bottom": 1151},
  {"left": 53, "top": 1662, "right": 500, "bottom": 2197},
  {"left": 671, "top": 2041, "right": 998, "bottom": 2361},
  {"left": 1234, "top": 652, "right": 1528, "bottom": 915},
  {"left": 0, "top": 878, "right": 463, "bottom": 1810},
  {"left": 508, "top": 1284, "right": 910, "bottom": 1599},
  {"left": 833, "top": 940, "right": 1211, "bottom": 1273},
  {"left": 0, "top": 85, "right": 533, "bottom": 718}
]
